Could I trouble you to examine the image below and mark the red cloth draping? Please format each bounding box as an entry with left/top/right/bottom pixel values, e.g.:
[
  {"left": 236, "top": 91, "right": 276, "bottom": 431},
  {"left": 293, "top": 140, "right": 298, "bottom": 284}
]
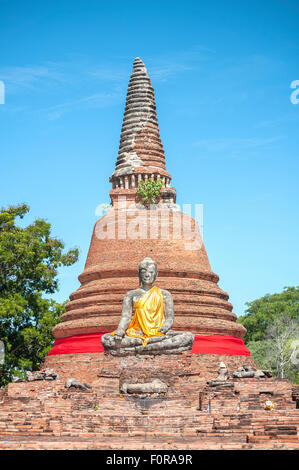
[
  {"left": 48, "top": 332, "right": 250, "bottom": 356},
  {"left": 191, "top": 334, "right": 250, "bottom": 356},
  {"left": 48, "top": 333, "right": 105, "bottom": 355}
]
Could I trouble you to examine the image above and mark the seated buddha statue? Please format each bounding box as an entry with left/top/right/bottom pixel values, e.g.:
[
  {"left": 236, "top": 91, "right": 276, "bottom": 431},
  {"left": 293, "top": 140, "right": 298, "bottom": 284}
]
[{"left": 101, "top": 257, "right": 194, "bottom": 356}]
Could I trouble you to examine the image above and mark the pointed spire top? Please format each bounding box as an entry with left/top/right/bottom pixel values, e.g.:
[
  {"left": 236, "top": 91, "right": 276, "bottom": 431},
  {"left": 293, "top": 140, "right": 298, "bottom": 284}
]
[
  {"left": 133, "top": 56, "right": 144, "bottom": 64},
  {"left": 133, "top": 57, "right": 147, "bottom": 72},
  {"left": 110, "top": 57, "right": 172, "bottom": 188}
]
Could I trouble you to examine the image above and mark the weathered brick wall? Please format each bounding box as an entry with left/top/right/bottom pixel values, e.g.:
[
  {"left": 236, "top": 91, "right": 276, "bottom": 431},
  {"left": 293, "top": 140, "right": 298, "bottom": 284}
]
[
  {"left": 0, "top": 377, "right": 298, "bottom": 449},
  {"left": 0, "top": 350, "right": 298, "bottom": 449},
  {"left": 42, "top": 350, "right": 257, "bottom": 383}
]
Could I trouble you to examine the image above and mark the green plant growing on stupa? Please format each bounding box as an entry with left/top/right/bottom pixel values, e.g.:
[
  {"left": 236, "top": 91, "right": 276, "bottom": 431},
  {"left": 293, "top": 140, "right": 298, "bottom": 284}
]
[
  {"left": 95, "top": 203, "right": 112, "bottom": 217},
  {"left": 137, "top": 179, "right": 164, "bottom": 206}
]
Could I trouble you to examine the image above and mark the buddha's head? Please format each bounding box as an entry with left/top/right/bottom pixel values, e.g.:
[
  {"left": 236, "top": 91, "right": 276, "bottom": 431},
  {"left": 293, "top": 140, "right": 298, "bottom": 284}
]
[{"left": 138, "top": 257, "right": 158, "bottom": 287}]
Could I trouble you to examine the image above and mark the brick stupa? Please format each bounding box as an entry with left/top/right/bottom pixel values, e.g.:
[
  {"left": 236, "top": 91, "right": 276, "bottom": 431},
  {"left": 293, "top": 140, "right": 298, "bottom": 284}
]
[
  {"left": 1, "top": 58, "right": 297, "bottom": 451},
  {"left": 48, "top": 57, "right": 247, "bottom": 358}
]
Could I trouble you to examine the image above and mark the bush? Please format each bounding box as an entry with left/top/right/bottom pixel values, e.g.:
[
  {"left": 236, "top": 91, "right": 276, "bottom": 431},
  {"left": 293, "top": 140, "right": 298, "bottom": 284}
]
[{"left": 137, "top": 179, "right": 164, "bottom": 206}]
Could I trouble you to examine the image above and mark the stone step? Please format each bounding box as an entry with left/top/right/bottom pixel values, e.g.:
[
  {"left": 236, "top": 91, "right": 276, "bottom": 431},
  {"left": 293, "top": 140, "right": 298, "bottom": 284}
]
[
  {"left": 0, "top": 410, "right": 297, "bottom": 440},
  {"left": 0, "top": 435, "right": 298, "bottom": 450}
]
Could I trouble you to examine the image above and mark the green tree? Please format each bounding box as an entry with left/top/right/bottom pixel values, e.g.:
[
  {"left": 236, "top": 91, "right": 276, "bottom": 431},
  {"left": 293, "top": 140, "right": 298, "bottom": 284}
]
[
  {"left": 246, "top": 339, "right": 272, "bottom": 371},
  {"left": 237, "top": 286, "right": 299, "bottom": 343},
  {"left": 0, "top": 203, "right": 79, "bottom": 387},
  {"left": 238, "top": 287, "right": 299, "bottom": 383},
  {"left": 265, "top": 315, "right": 299, "bottom": 380},
  {"left": 247, "top": 316, "right": 299, "bottom": 382}
]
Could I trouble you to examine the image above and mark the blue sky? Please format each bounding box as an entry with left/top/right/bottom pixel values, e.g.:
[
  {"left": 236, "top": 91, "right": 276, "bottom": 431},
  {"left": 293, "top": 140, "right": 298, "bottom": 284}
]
[{"left": 0, "top": 0, "right": 298, "bottom": 316}]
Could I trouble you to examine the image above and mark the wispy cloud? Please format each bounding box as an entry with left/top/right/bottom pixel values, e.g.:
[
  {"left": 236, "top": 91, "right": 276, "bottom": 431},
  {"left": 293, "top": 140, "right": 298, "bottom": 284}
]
[
  {"left": 0, "top": 47, "right": 214, "bottom": 118},
  {"left": 0, "top": 59, "right": 127, "bottom": 94},
  {"left": 193, "top": 136, "right": 284, "bottom": 153},
  {"left": 256, "top": 114, "right": 299, "bottom": 129},
  {"left": 0, "top": 59, "right": 125, "bottom": 118},
  {"left": 149, "top": 62, "right": 194, "bottom": 81},
  {"left": 43, "top": 91, "right": 122, "bottom": 120},
  {"left": 147, "top": 44, "right": 215, "bottom": 82},
  {"left": 0, "top": 64, "right": 67, "bottom": 92},
  {"left": 88, "top": 66, "right": 128, "bottom": 82}
]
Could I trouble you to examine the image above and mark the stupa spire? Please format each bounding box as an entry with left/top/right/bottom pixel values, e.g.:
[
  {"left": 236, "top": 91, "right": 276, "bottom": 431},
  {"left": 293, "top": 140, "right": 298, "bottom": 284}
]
[{"left": 110, "top": 57, "right": 172, "bottom": 190}]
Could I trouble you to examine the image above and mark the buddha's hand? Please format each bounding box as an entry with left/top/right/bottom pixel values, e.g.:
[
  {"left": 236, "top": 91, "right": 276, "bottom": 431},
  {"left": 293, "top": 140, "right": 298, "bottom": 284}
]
[
  {"left": 158, "top": 325, "right": 168, "bottom": 334},
  {"left": 113, "top": 328, "right": 125, "bottom": 343}
]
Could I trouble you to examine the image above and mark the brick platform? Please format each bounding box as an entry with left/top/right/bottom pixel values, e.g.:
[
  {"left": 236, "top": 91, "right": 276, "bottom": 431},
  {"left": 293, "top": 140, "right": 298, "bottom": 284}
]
[
  {"left": 1, "top": 351, "right": 298, "bottom": 450},
  {"left": 42, "top": 350, "right": 256, "bottom": 383}
]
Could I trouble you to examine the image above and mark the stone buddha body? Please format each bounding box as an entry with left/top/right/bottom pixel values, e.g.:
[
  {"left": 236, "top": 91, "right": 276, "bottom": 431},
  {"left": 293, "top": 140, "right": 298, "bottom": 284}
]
[{"left": 101, "top": 257, "right": 194, "bottom": 356}]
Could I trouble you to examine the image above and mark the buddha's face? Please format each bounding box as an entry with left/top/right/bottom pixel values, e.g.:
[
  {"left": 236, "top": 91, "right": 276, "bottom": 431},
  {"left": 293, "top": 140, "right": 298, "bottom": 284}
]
[{"left": 139, "top": 264, "right": 157, "bottom": 286}]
